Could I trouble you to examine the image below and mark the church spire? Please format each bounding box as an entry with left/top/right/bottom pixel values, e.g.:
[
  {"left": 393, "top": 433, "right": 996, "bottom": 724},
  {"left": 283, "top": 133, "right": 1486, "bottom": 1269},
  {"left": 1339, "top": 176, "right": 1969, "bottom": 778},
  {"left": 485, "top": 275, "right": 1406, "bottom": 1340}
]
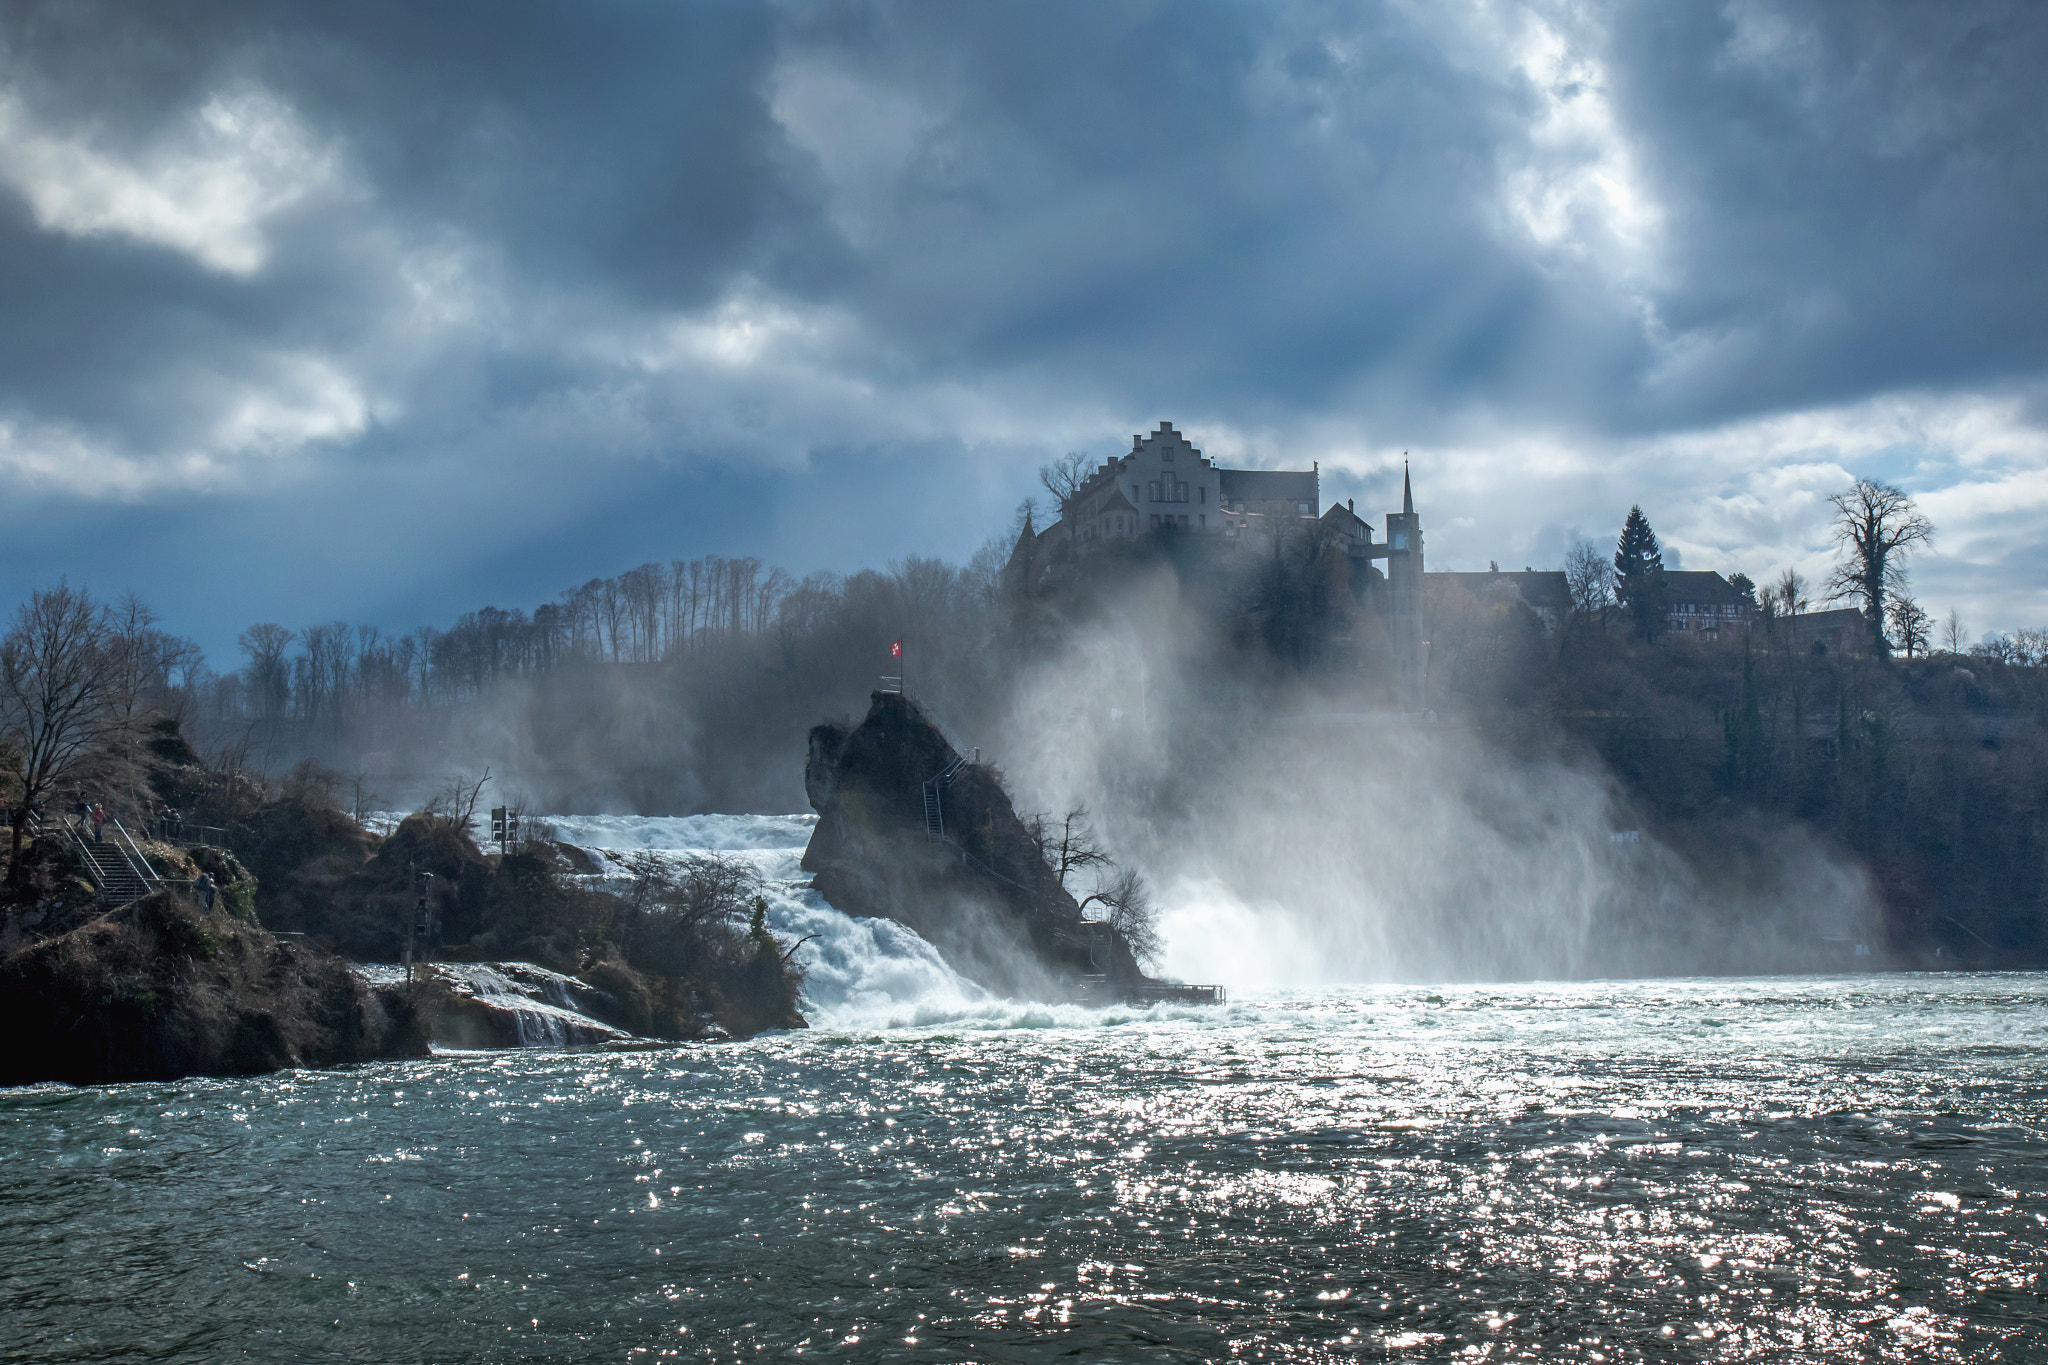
[{"left": 1402, "top": 457, "right": 1413, "bottom": 515}]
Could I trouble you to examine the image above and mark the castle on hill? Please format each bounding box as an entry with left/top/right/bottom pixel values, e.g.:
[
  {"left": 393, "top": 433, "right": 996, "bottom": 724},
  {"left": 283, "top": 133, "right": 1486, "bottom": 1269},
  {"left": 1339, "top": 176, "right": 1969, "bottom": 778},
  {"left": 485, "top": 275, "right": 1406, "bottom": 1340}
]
[
  {"left": 1016, "top": 420, "right": 1427, "bottom": 697},
  {"left": 1009, "top": 419, "right": 1763, "bottom": 701}
]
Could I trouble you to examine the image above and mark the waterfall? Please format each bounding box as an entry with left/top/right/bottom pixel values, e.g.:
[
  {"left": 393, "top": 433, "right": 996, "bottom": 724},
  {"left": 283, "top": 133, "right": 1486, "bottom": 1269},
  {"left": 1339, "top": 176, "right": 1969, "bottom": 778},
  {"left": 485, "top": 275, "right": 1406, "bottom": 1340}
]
[
  {"left": 354, "top": 961, "right": 629, "bottom": 1049},
  {"left": 545, "top": 813, "right": 988, "bottom": 1028}
]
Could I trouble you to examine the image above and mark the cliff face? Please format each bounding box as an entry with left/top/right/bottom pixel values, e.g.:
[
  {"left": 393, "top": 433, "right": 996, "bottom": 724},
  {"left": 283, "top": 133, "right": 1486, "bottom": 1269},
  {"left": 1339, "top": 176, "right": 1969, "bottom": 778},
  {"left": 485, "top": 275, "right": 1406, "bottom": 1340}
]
[
  {"left": 0, "top": 892, "right": 428, "bottom": 1087},
  {"left": 802, "top": 692, "right": 1148, "bottom": 998}
]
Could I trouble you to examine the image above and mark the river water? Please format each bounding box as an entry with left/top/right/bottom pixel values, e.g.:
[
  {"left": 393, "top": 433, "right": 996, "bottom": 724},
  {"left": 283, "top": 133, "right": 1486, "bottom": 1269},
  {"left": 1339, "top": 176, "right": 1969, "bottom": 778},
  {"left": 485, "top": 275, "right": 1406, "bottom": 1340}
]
[{"left": 4, "top": 817, "right": 2045, "bottom": 1362}]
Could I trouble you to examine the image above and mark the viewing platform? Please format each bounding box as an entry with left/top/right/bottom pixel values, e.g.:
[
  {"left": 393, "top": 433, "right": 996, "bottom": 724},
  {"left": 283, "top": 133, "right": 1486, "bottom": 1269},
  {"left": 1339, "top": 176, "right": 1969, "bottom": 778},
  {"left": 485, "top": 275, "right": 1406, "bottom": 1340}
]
[{"left": 1076, "top": 976, "right": 1227, "bottom": 1006}]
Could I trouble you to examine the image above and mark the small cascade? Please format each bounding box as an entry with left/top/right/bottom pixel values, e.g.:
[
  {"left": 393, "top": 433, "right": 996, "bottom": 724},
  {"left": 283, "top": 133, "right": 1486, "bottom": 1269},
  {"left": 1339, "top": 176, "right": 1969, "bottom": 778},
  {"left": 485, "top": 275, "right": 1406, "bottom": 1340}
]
[
  {"left": 546, "top": 812, "right": 988, "bottom": 1028},
  {"left": 357, "top": 962, "right": 631, "bottom": 1050},
  {"left": 353, "top": 814, "right": 991, "bottom": 1044}
]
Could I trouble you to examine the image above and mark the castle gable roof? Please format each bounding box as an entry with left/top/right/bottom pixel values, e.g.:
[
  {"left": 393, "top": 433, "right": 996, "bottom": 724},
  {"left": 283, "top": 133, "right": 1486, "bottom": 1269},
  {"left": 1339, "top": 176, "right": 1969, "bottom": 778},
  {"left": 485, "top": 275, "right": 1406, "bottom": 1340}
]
[
  {"left": 1664, "top": 571, "right": 1750, "bottom": 608},
  {"left": 1219, "top": 469, "right": 1317, "bottom": 504}
]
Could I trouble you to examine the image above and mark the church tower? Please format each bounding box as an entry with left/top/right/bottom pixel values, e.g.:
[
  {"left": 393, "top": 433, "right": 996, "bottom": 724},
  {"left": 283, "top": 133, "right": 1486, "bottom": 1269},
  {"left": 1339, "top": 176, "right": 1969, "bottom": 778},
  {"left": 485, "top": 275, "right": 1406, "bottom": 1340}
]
[{"left": 1385, "top": 463, "right": 1426, "bottom": 708}]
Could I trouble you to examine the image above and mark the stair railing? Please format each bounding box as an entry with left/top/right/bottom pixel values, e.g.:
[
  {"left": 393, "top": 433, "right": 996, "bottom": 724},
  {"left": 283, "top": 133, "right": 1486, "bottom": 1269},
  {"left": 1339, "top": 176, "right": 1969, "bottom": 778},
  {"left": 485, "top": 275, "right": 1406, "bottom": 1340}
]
[
  {"left": 920, "top": 749, "right": 980, "bottom": 843},
  {"left": 57, "top": 822, "right": 115, "bottom": 897},
  {"left": 146, "top": 818, "right": 231, "bottom": 851},
  {"left": 111, "top": 819, "right": 164, "bottom": 891}
]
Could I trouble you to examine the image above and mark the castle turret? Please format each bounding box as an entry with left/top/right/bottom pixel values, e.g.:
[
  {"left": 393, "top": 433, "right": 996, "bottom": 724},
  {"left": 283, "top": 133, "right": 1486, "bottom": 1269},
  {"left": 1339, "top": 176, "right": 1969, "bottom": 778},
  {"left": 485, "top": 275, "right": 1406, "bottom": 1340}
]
[{"left": 1385, "top": 462, "right": 1425, "bottom": 707}]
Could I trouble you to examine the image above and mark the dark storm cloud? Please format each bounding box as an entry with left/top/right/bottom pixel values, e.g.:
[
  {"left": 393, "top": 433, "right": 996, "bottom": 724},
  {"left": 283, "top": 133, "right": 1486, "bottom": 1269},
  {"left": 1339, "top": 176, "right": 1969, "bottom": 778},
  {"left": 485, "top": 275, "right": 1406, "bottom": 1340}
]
[
  {"left": 762, "top": 0, "right": 1647, "bottom": 419},
  {"left": 1605, "top": 1, "right": 2048, "bottom": 424},
  {"left": 0, "top": 0, "right": 825, "bottom": 457},
  {"left": 2, "top": 0, "right": 2047, "bottom": 654}
]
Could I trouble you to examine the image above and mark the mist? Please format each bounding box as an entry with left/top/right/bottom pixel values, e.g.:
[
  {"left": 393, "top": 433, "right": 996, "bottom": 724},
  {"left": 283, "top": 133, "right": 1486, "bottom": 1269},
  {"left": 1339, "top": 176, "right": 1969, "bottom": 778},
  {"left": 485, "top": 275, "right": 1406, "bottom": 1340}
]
[
  {"left": 100, "top": 510, "right": 2045, "bottom": 981},
  {"left": 990, "top": 562, "right": 1882, "bottom": 985}
]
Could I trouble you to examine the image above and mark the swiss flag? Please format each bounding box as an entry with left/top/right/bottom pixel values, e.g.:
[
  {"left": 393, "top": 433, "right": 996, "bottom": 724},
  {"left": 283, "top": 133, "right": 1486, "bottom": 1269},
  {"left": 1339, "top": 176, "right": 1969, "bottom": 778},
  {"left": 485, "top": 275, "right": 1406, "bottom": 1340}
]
[{"left": 889, "top": 640, "right": 903, "bottom": 658}]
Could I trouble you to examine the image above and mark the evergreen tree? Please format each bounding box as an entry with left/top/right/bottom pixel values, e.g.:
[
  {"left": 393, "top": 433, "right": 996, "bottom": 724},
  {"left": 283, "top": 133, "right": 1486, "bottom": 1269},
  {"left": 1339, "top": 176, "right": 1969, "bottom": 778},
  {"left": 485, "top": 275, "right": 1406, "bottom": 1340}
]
[{"left": 1613, "top": 506, "right": 1667, "bottom": 643}]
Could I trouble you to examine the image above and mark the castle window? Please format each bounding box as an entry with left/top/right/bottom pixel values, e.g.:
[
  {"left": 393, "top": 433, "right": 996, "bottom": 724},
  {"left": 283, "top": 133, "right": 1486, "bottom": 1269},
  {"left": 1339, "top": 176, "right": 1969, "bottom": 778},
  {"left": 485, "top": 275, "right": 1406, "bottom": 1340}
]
[{"left": 1199, "top": 486, "right": 1205, "bottom": 504}]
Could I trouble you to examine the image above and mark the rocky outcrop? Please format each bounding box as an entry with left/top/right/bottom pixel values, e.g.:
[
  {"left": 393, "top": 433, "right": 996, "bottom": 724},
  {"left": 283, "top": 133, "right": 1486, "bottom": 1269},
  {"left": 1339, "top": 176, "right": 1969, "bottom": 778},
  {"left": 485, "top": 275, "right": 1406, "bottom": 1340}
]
[
  {"left": 0, "top": 891, "right": 429, "bottom": 1087},
  {"left": 396, "top": 962, "right": 638, "bottom": 1049},
  {"left": 802, "top": 692, "right": 1151, "bottom": 999}
]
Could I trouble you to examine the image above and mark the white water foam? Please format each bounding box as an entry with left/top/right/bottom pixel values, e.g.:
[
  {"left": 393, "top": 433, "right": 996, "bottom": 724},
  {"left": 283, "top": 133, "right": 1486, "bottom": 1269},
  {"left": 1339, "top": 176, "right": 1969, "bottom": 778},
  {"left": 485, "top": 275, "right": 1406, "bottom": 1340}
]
[
  {"left": 352, "top": 960, "right": 628, "bottom": 1047},
  {"left": 544, "top": 813, "right": 815, "bottom": 853},
  {"left": 537, "top": 812, "right": 989, "bottom": 1029}
]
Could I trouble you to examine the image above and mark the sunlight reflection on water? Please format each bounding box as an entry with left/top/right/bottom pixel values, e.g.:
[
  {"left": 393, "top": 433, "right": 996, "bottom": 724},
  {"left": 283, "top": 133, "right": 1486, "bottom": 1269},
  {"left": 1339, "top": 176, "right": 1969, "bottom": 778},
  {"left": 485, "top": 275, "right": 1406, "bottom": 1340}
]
[{"left": 4, "top": 975, "right": 2046, "bottom": 1362}]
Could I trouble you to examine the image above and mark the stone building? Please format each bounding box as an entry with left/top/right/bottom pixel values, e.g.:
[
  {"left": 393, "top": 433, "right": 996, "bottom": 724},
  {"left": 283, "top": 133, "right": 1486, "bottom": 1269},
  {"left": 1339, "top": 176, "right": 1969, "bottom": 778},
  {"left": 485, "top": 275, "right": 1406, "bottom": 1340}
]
[
  {"left": 1052, "top": 420, "right": 1311, "bottom": 544},
  {"left": 1030, "top": 420, "right": 1428, "bottom": 702}
]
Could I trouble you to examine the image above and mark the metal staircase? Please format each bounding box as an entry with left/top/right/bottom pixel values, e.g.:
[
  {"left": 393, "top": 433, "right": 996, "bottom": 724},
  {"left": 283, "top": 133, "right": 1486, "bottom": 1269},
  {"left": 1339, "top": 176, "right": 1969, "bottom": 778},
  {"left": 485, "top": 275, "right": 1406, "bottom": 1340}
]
[
  {"left": 921, "top": 751, "right": 975, "bottom": 842},
  {"left": 62, "top": 818, "right": 163, "bottom": 906}
]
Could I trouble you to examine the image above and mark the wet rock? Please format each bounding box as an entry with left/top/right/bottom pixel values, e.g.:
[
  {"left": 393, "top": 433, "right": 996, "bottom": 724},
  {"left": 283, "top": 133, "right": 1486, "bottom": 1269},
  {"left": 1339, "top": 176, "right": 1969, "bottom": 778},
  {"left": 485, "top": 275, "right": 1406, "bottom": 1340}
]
[
  {"left": 801, "top": 691, "right": 1147, "bottom": 998},
  {"left": 0, "top": 891, "right": 429, "bottom": 1088}
]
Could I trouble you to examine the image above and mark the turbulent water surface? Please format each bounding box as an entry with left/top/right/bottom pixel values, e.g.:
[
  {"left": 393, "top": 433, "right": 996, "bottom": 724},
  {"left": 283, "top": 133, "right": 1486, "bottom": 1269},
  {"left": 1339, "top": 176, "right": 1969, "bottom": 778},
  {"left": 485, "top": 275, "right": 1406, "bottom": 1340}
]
[{"left": 4, "top": 817, "right": 2045, "bottom": 1362}]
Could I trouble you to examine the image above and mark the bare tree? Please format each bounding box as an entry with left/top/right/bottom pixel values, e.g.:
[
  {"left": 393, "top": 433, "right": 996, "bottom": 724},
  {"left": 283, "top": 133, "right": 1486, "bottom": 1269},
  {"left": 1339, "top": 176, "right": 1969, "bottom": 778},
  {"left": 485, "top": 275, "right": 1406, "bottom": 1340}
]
[
  {"left": 1024, "top": 805, "right": 1162, "bottom": 966},
  {"left": 1824, "top": 478, "right": 1934, "bottom": 657},
  {"left": 1079, "top": 866, "right": 1161, "bottom": 968},
  {"left": 1885, "top": 593, "right": 1932, "bottom": 660},
  {"left": 1774, "top": 568, "right": 1808, "bottom": 620},
  {"left": 200, "top": 729, "right": 265, "bottom": 826},
  {"left": 300, "top": 621, "right": 354, "bottom": 734},
  {"left": 963, "top": 535, "right": 1010, "bottom": 609},
  {"left": 1, "top": 585, "right": 120, "bottom": 879},
  {"left": 1038, "top": 451, "right": 1092, "bottom": 522},
  {"left": 348, "top": 771, "right": 378, "bottom": 826},
  {"left": 753, "top": 566, "right": 794, "bottom": 635},
  {"left": 614, "top": 851, "right": 764, "bottom": 976},
  {"left": 621, "top": 562, "right": 664, "bottom": 662},
  {"left": 281, "top": 757, "right": 344, "bottom": 809},
  {"left": 240, "top": 623, "right": 295, "bottom": 719},
  {"left": 1027, "top": 805, "right": 1114, "bottom": 893},
  {"left": 618, "top": 851, "right": 758, "bottom": 931},
  {"left": 105, "top": 592, "right": 160, "bottom": 732},
  {"left": 1562, "top": 539, "right": 1612, "bottom": 625},
  {"left": 422, "top": 767, "right": 492, "bottom": 831},
  {"left": 1942, "top": 608, "right": 1966, "bottom": 655}
]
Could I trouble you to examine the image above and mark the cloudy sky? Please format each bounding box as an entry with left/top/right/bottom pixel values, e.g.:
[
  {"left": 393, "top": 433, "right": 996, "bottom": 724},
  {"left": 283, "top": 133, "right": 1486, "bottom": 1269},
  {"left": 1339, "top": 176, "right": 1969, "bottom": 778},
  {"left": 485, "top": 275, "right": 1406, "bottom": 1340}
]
[{"left": 3, "top": 0, "right": 2045, "bottom": 660}]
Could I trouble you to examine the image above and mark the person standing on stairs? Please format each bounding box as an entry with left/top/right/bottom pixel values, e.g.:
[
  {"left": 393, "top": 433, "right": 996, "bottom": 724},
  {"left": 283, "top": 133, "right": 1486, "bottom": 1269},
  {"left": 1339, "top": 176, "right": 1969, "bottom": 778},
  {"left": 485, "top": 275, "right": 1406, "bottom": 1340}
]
[
  {"left": 195, "top": 872, "right": 215, "bottom": 910},
  {"left": 90, "top": 804, "right": 105, "bottom": 844}
]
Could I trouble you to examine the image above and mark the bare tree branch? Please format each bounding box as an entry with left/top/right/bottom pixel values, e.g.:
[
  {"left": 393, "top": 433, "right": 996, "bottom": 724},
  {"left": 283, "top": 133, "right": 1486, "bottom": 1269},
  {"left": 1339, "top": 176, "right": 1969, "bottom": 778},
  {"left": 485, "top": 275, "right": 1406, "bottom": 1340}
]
[
  {"left": 1, "top": 585, "right": 123, "bottom": 880},
  {"left": 1038, "top": 451, "right": 1092, "bottom": 519},
  {"left": 1823, "top": 478, "right": 1933, "bottom": 658}
]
